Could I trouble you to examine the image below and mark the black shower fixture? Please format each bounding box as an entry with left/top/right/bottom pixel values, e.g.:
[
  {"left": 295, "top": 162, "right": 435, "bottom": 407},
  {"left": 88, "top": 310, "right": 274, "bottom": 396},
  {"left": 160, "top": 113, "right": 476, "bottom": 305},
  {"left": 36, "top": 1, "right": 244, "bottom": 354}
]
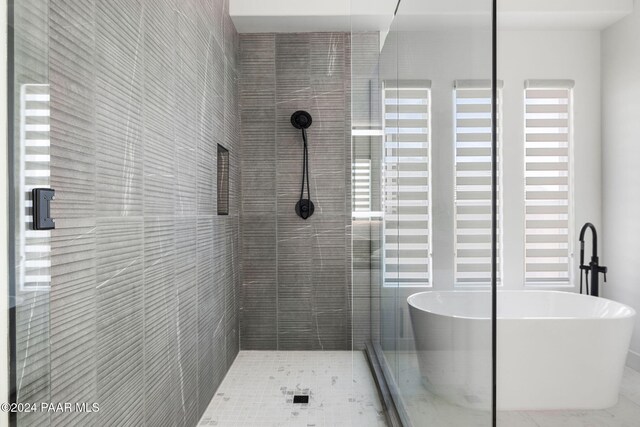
[
  {"left": 291, "top": 110, "right": 314, "bottom": 220},
  {"left": 291, "top": 110, "right": 312, "bottom": 129}
]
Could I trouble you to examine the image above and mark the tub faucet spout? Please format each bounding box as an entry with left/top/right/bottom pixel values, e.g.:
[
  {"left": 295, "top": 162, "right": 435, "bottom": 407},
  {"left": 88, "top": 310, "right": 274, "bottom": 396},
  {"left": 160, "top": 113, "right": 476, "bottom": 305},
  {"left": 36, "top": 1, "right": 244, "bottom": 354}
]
[{"left": 579, "top": 222, "right": 607, "bottom": 297}]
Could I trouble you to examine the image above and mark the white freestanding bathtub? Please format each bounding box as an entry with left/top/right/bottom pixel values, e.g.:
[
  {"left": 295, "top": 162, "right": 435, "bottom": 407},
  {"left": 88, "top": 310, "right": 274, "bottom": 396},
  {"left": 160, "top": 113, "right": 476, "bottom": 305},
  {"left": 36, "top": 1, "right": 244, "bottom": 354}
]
[{"left": 407, "top": 290, "right": 636, "bottom": 410}]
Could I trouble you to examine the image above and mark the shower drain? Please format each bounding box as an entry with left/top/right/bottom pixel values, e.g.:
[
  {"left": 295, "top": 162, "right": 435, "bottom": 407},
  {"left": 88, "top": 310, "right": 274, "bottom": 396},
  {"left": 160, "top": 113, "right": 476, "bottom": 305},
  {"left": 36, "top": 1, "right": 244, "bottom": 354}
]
[{"left": 293, "top": 395, "right": 309, "bottom": 404}]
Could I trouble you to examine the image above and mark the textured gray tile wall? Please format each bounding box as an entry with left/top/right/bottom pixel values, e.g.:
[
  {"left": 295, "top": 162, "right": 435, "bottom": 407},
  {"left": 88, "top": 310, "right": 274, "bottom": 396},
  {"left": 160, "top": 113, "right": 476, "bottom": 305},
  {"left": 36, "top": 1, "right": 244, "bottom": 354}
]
[
  {"left": 13, "top": 1, "right": 241, "bottom": 426},
  {"left": 239, "top": 33, "right": 379, "bottom": 351},
  {"left": 239, "top": 34, "right": 278, "bottom": 349}
]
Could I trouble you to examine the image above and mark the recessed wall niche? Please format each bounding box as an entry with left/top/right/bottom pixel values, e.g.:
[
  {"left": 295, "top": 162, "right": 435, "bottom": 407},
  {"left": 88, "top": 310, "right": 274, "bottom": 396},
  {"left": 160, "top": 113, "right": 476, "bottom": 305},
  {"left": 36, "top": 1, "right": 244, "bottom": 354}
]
[{"left": 217, "top": 144, "right": 229, "bottom": 215}]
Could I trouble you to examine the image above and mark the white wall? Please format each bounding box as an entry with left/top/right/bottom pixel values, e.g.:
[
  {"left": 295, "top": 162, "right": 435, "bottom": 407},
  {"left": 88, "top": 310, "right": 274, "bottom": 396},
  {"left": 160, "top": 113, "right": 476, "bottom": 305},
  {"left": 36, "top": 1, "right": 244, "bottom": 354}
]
[
  {"left": 602, "top": 3, "right": 640, "bottom": 371},
  {"left": 380, "top": 29, "right": 601, "bottom": 292},
  {"left": 499, "top": 30, "right": 602, "bottom": 292}
]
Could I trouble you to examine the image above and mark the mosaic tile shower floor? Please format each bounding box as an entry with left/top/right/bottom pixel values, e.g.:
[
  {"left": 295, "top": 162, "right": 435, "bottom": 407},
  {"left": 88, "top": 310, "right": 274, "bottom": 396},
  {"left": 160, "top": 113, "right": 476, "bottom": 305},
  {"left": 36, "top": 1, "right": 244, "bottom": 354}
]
[{"left": 198, "top": 351, "right": 387, "bottom": 427}]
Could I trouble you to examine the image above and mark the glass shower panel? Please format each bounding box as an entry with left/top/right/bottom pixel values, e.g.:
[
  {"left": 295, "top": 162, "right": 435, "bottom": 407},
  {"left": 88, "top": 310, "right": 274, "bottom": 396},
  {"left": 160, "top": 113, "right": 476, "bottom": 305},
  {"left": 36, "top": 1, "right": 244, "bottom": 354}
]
[
  {"left": 495, "top": 1, "right": 628, "bottom": 425},
  {"left": 349, "top": 0, "right": 394, "bottom": 371},
  {"left": 379, "top": 18, "right": 401, "bottom": 388},
  {"left": 373, "top": 0, "right": 496, "bottom": 425},
  {"left": 349, "top": 25, "right": 388, "bottom": 353},
  {"left": 9, "top": 1, "right": 52, "bottom": 425}
]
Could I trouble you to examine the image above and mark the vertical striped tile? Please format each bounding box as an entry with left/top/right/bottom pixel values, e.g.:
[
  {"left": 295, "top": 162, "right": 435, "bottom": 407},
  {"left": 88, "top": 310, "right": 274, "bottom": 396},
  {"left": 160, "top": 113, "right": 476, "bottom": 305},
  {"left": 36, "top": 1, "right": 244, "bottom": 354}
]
[
  {"left": 174, "top": 0, "right": 199, "bottom": 218},
  {"left": 175, "top": 218, "right": 199, "bottom": 426},
  {"left": 142, "top": 0, "right": 177, "bottom": 217},
  {"left": 239, "top": 34, "right": 278, "bottom": 350},
  {"left": 95, "top": 218, "right": 144, "bottom": 427},
  {"left": 239, "top": 33, "right": 360, "bottom": 351},
  {"left": 95, "top": 0, "right": 145, "bottom": 217},
  {"left": 48, "top": 1, "right": 99, "bottom": 425},
  {"left": 144, "top": 217, "right": 179, "bottom": 426},
  {"left": 31, "top": 0, "right": 244, "bottom": 425}
]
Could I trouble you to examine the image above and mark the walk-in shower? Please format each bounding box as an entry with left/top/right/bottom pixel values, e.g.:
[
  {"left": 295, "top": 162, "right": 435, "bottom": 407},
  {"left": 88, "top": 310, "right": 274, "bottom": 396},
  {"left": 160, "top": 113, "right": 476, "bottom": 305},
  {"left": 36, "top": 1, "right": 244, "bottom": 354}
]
[{"left": 4, "top": 0, "right": 640, "bottom": 426}]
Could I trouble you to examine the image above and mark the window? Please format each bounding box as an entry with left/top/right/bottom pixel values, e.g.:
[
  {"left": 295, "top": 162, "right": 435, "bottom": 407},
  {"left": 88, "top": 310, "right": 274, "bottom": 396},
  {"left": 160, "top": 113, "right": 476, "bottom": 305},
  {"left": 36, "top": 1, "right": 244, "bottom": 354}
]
[
  {"left": 20, "top": 84, "right": 51, "bottom": 291},
  {"left": 383, "top": 80, "right": 431, "bottom": 286},
  {"left": 353, "top": 160, "right": 372, "bottom": 212},
  {"left": 524, "top": 80, "right": 574, "bottom": 286},
  {"left": 454, "top": 80, "right": 501, "bottom": 286}
]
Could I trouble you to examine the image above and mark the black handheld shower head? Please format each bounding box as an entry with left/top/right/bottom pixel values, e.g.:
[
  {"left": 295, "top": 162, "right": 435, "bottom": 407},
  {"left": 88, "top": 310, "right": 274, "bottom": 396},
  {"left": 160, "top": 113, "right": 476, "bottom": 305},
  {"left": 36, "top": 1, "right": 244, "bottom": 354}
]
[
  {"left": 291, "top": 110, "right": 314, "bottom": 219},
  {"left": 291, "top": 110, "right": 312, "bottom": 129}
]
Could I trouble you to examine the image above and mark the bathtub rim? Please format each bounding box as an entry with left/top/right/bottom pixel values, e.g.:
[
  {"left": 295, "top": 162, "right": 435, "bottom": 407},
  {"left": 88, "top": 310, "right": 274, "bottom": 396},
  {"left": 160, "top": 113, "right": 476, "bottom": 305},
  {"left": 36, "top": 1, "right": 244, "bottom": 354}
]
[{"left": 407, "top": 290, "right": 637, "bottom": 321}]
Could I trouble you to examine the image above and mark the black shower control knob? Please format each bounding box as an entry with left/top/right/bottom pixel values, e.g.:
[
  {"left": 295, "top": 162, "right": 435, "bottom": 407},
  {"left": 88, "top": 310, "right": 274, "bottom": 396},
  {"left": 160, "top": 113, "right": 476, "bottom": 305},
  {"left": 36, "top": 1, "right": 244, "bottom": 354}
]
[{"left": 295, "top": 199, "right": 314, "bottom": 220}]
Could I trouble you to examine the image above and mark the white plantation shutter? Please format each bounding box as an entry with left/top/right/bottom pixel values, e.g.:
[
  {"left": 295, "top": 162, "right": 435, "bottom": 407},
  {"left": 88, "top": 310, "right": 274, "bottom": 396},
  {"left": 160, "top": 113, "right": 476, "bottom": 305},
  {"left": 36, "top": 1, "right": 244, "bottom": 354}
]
[
  {"left": 524, "top": 80, "right": 573, "bottom": 285},
  {"left": 383, "top": 80, "right": 431, "bottom": 286},
  {"left": 454, "top": 80, "right": 501, "bottom": 286}
]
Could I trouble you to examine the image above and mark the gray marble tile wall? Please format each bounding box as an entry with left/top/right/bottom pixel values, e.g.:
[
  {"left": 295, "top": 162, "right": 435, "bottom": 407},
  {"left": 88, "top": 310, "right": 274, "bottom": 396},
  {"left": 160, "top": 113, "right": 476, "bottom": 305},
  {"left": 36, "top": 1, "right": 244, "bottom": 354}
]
[
  {"left": 239, "top": 33, "right": 380, "bottom": 351},
  {"left": 239, "top": 33, "right": 350, "bottom": 350},
  {"left": 13, "top": 0, "right": 241, "bottom": 426}
]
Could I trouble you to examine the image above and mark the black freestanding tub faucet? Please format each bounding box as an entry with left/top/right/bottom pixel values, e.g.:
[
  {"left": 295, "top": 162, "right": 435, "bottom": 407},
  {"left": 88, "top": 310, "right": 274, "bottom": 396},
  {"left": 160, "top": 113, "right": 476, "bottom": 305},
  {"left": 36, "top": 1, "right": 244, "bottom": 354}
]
[{"left": 579, "top": 222, "right": 607, "bottom": 296}]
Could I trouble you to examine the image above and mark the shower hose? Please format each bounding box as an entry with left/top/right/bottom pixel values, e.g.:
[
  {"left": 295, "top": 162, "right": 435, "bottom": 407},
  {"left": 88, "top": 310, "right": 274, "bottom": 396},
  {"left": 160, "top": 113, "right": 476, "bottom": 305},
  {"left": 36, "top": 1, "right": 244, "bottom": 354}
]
[{"left": 298, "top": 128, "right": 312, "bottom": 219}]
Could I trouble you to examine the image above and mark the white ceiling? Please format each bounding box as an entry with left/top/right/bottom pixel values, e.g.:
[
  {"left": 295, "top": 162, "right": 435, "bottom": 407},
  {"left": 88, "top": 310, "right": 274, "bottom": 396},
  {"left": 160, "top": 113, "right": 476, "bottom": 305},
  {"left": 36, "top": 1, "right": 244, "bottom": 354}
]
[
  {"left": 230, "top": 0, "right": 634, "bottom": 33},
  {"left": 229, "top": 0, "right": 397, "bottom": 33},
  {"left": 397, "top": 0, "right": 634, "bottom": 30}
]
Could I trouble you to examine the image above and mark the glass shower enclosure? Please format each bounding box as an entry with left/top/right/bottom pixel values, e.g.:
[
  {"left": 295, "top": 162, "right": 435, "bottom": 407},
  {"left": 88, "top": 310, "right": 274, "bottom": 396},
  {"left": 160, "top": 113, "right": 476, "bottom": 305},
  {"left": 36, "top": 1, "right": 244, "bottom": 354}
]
[{"left": 352, "top": 0, "right": 497, "bottom": 425}]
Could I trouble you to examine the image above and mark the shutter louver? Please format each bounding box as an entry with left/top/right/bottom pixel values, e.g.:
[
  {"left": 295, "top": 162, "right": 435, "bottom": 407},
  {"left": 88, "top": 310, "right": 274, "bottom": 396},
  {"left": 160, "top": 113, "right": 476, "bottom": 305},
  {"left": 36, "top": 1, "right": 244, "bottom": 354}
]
[
  {"left": 524, "top": 82, "right": 573, "bottom": 285},
  {"left": 454, "top": 82, "right": 500, "bottom": 286},
  {"left": 383, "top": 81, "right": 431, "bottom": 286}
]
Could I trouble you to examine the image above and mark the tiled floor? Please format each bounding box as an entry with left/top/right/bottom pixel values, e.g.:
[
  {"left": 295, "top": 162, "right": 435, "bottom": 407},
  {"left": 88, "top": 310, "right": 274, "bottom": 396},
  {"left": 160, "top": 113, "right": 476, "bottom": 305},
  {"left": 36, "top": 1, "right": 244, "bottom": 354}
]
[
  {"left": 392, "top": 351, "right": 640, "bottom": 427},
  {"left": 198, "top": 351, "right": 388, "bottom": 427},
  {"left": 200, "top": 349, "right": 640, "bottom": 426}
]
